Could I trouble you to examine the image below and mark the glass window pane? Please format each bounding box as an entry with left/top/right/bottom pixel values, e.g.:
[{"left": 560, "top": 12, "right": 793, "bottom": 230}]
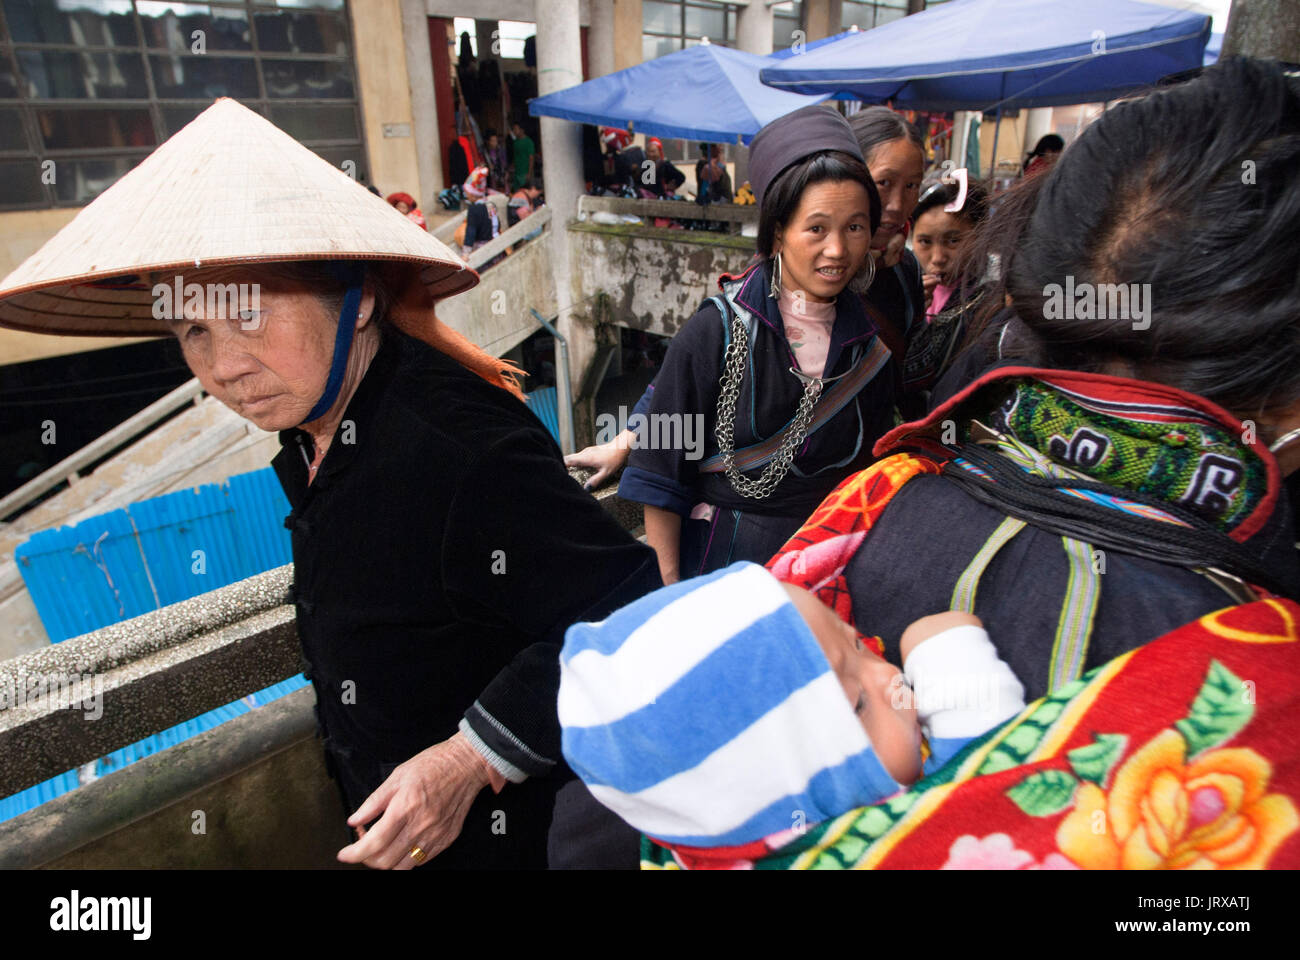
[
  {"left": 51, "top": 155, "right": 140, "bottom": 205},
  {"left": 254, "top": 9, "right": 348, "bottom": 55},
  {"left": 641, "top": 34, "right": 680, "bottom": 62},
  {"left": 842, "top": 1, "right": 873, "bottom": 31},
  {"left": 3, "top": 0, "right": 136, "bottom": 46},
  {"left": 876, "top": 6, "right": 906, "bottom": 27},
  {"left": 137, "top": 2, "right": 252, "bottom": 52},
  {"left": 160, "top": 100, "right": 254, "bottom": 135},
  {"left": 773, "top": 15, "right": 801, "bottom": 50},
  {"left": 261, "top": 58, "right": 353, "bottom": 98},
  {"left": 0, "top": 158, "right": 45, "bottom": 204},
  {"left": 685, "top": 4, "right": 724, "bottom": 40},
  {"left": 267, "top": 0, "right": 344, "bottom": 9},
  {"left": 268, "top": 103, "right": 357, "bottom": 141},
  {"left": 37, "top": 107, "right": 154, "bottom": 149},
  {"left": 149, "top": 55, "right": 259, "bottom": 98},
  {"left": 18, "top": 49, "right": 149, "bottom": 99},
  {"left": 309, "top": 144, "right": 365, "bottom": 182},
  {"left": 0, "top": 58, "right": 19, "bottom": 98},
  {"left": 642, "top": 1, "right": 678, "bottom": 35},
  {"left": 0, "top": 106, "right": 28, "bottom": 150}
]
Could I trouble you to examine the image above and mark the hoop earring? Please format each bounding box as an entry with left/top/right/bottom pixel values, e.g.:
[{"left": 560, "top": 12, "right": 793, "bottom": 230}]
[
  {"left": 858, "top": 250, "right": 877, "bottom": 291},
  {"left": 769, "top": 251, "right": 783, "bottom": 299},
  {"left": 1269, "top": 426, "right": 1300, "bottom": 455}
]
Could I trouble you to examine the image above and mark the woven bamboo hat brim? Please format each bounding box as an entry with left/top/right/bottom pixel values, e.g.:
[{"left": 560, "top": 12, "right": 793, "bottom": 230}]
[{"left": 0, "top": 98, "right": 477, "bottom": 337}]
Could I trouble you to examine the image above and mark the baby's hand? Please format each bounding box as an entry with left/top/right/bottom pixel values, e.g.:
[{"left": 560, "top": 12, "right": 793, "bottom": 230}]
[{"left": 900, "top": 610, "right": 983, "bottom": 665}]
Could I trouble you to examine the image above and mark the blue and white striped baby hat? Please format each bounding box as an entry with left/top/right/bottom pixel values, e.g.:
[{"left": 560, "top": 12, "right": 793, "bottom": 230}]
[{"left": 559, "top": 561, "right": 902, "bottom": 848}]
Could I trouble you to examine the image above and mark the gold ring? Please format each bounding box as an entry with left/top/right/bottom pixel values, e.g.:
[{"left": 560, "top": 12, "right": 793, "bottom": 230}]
[{"left": 409, "top": 845, "right": 427, "bottom": 864}]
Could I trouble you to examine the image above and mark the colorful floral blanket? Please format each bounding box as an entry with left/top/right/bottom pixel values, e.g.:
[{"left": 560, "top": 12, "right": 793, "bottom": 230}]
[
  {"left": 641, "top": 589, "right": 1300, "bottom": 870},
  {"left": 641, "top": 453, "right": 1300, "bottom": 869}
]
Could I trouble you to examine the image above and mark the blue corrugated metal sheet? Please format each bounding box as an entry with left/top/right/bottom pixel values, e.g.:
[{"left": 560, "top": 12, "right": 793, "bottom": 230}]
[
  {"left": 16, "top": 467, "right": 292, "bottom": 642},
  {"left": 3, "top": 467, "right": 306, "bottom": 824},
  {"left": 524, "top": 386, "right": 560, "bottom": 445}
]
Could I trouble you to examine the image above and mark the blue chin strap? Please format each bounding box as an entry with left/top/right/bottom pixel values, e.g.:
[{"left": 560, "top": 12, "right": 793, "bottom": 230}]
[{"left": 300, "top": 263, "right": 366, "bottom": 425}]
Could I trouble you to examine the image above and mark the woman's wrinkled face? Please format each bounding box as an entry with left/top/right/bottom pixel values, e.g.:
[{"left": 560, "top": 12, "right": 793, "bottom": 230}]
[
  {"left": 773, "top": 179, "right": 874, "bottom": 304},
  {"left": 866, "top": 137, "right": 924, "bottom": 253},
  {"left": 166, "top": 272, "right": 373, "bottom": 432},
  {"left": 912, "top": 207, "right": 974, "bottom": 281},
  {"left": 780, "top": 583, "right": 922, "bottom": 785},
  {"left": 646, "top": 141, "right": 663, "bottom": 163}
]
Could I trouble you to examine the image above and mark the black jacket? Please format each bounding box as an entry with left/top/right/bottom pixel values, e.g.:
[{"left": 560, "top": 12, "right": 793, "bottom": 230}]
[{"left": 272, "top": 328, "right": 660, "bottom": 868}]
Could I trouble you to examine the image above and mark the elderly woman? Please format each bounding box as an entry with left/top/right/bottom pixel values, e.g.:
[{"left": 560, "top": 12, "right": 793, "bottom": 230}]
[{"left": 0, "top": 99, "right": 659, "bottom": 870}]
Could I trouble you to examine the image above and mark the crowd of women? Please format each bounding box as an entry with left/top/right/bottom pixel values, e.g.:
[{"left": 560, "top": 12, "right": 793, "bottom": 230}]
[{"left": 1, "top": 57, "right": 1296, "bottom": 870}]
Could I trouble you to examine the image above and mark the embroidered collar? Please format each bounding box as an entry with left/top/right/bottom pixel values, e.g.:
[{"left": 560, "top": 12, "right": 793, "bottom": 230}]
[{"left": 876, "top": 365, "right": 1284, "bottom": 544}]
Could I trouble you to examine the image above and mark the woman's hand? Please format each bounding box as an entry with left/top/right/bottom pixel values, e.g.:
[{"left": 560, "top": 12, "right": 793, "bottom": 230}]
[
  {"left": 921, "top": 272, "right": 941, "bottom": 310},
  {"left": 564, "top": 429, "right": 635, "bottom": 490},
  {"left": 872, "top": 230, "right": 908, "bottom": 270},
  {"left": 336, "top": 731, "right": 493, "bottom": 870}
]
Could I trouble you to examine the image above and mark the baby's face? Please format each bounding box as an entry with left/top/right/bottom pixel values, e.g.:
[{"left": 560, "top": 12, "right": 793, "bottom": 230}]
[{"left": 780, "top": 584, "right": 922, "bottom": 785}]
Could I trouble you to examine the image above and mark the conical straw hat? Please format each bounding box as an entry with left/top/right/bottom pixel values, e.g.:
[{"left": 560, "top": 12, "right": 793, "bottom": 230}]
[{"left": 0, "top": 98, "right": 477, "bottom": 337}]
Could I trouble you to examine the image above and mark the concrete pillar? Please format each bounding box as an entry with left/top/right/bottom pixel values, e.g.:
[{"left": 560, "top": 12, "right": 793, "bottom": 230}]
[
  {"left": 951, "top": 110, "right": 971, "bottom": 170},
  {"left": 475, "top": 18, "right": 498, "bottom": 60},
  {"left": 400, "top": 0, "right": 442, "bottom": 214},
  {"left": 589, "top": 0, "right": 616, "bottom": 77},
  {"left": 349, "top": 0, "right": 422, "bottom": 199},
  {"left": 612, "top": 0, "right": 643, "bottom": 70},
  {"left": 804, "top": 0, "right": 843, "bottom": 41},
  {"left": 536, "top": 0, "right": 589, "bottom": 451},
  {"left": 737, "top": 0, "right": 775, "bottom": 55},
  {"left": 1222, "top": 0, "right": 1300, "bottom": 60}
]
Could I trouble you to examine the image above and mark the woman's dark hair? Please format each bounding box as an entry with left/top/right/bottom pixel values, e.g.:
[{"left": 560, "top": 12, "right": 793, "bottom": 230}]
[
  {"left": 1002, "top": 58, "right": 1300, "bottom": 421},
  {"left": 1027, "top": 133, "right": 1065, "bottom": 158},
  {"left": 756, "top": 150, "right": 881, "bottom": 257},
  {"left": 847, "top": 106, "right": 924, "bottom": 166},
  {"left": 1022, "top": 133, "right": 1065, "bottom": 173},
  {"left": 911, "top": 179, "right": 990, "bottom": 227}
]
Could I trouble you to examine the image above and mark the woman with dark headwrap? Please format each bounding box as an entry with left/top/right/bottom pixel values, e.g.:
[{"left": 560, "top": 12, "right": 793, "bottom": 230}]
[{"left": 615, "top": 105, "right": 895, "bottom": 584}]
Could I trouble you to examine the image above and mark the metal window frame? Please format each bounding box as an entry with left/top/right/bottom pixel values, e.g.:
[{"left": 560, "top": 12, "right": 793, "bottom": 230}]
[
  {"left": 642, "top": 0, "right": 739, "bottom": 48},
  {"left": 0, "top": 0, "right": 366, "bottom": 211}
]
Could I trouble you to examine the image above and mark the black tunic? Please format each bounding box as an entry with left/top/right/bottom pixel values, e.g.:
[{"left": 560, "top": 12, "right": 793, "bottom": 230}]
[{"left": 272, "top": 328, "right": 659, "bottom": 869}]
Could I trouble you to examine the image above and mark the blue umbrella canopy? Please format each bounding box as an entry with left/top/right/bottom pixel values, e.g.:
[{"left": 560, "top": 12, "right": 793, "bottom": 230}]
[
  {"left": 759, "top": 0, "right": 1211, "bottom": 111},
  {"left": 528, "top": 42, "right": 831, "bottom": 145}
]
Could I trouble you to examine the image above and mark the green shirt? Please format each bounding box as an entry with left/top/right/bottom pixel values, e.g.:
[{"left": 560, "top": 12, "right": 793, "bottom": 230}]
[{"left": 511, "top": 135, "right": 535, "bottom": 189}]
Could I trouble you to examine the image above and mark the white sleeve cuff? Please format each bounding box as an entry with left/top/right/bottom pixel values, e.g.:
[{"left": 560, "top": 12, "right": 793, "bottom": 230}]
[{"left": 903, "top": 623, "right": 1026, "bottom": 740}]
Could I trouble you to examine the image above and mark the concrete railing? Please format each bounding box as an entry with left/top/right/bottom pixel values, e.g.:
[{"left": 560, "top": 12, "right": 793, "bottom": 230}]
[
  {"left": 578, "top": 194, "right": 759, "bottom": 228},
  {"left": 0, "top": 476, "right": 639, "bottom": 867},
  {"left": 466, "top": 206, "right": 553, "bottom": 271},
  {"left": 430, "top": 193, "right": 510, "bottom": 247}
]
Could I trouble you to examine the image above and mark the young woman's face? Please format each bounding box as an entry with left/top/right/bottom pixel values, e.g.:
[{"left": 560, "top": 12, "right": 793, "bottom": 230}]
[
  {"left": 773, "top": 179, "right": 874, "bottom": 304},
  {"left": 866, "top": 138, "right": 925, "bottom": 253},
  {"left": 912, "top": 207, "right": 974, "bottom": 281}
]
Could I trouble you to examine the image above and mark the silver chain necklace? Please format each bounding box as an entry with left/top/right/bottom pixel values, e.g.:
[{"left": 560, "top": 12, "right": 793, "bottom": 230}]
[{"left": 714, "top": 304, "right": 839, "bottom": 499}]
